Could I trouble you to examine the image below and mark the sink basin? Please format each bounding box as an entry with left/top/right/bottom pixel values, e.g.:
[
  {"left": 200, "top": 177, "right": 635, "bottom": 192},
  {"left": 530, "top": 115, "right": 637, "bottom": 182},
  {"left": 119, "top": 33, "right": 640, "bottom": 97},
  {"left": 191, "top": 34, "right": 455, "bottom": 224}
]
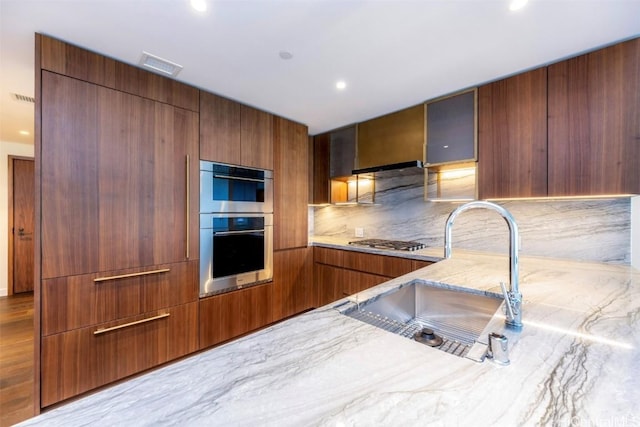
[{"left": 340, "top": 279, "right": 504, "bottom": 360}]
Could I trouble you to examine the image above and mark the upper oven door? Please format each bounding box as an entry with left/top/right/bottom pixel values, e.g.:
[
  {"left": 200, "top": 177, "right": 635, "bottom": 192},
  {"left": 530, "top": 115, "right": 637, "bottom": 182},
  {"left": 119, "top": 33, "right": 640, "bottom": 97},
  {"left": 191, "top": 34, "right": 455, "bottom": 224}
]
[{"left": 200, "top": 161, "right": 273, "bottom": 213}]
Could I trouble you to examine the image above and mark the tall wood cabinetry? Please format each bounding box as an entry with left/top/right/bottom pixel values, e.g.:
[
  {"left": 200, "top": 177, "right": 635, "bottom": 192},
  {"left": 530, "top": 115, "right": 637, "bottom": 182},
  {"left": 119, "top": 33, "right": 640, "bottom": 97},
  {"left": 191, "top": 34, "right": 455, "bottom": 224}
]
[
  {"left": 274, "top": 117, "right": 309, "bottom": 250},
  {"left": 36, "top": 35, "right": 199, "bottom": 408},
  {"left": 200, "top": 91, "right": 273, "bottom": 170},
  {"left": 547, "top": 37, "right": 640, "bottom": 196},
  {"left": 272, "top": 117, "right": 313, "bottom": 321},
  {"left": 477, "top": 68, "right": 548, "bottom": 199}
]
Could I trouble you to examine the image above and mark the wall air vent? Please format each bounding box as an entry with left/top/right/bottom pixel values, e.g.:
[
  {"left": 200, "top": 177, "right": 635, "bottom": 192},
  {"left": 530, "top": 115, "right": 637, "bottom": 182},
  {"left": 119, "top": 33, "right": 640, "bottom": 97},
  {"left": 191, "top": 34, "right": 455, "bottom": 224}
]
[
  {"left": 11, "top": 93, "right": 35, "bottom": 103},
  {"left": 139, "top": 51, "right": 183, "bottom": 77}
]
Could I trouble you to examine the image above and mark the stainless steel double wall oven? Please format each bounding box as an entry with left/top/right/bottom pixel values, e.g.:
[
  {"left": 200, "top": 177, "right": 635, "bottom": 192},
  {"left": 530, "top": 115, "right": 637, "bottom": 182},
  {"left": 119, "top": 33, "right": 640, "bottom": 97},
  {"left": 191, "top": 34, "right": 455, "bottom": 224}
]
[{"left": 199, "top": 160, "right": 273, "bottom": 297}]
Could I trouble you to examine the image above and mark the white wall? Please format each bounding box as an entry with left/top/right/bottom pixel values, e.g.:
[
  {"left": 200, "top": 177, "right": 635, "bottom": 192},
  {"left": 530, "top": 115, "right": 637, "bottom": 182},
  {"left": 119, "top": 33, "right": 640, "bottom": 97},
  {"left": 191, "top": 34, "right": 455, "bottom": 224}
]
[
  {"left": 1, "top": 140, "right": 34, "bottom": 296},
  {"left": 632, "top": 196, "right": 640, "bottom": 270}
]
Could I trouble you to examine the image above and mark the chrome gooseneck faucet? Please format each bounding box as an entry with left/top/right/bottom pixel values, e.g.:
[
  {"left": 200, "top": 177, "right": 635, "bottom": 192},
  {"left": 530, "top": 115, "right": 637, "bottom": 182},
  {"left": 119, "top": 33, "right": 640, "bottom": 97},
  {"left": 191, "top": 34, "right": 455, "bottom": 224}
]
[{"left": 444, "top": 201, "right": 523, "bottom": 330}]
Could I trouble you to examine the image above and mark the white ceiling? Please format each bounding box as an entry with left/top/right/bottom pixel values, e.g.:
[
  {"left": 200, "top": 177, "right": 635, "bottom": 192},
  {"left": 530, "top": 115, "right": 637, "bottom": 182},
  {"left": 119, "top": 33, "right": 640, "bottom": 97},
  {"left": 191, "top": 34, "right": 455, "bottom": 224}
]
[{"left": 1, "top": 0, "right": 639, "bottom": 144}]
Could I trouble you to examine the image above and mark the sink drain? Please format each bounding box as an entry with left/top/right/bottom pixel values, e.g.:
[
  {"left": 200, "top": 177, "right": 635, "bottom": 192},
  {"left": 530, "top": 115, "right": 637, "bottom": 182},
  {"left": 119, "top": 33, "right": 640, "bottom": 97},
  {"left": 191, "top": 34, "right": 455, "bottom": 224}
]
[{"left": 346, "top": 310, "right": 473, "bottom": 358}]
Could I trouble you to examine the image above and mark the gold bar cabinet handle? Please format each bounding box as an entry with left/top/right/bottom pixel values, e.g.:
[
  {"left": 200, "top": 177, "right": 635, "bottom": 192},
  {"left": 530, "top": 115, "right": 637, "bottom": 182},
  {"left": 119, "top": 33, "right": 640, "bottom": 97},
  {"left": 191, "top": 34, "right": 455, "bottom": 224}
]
[
  {"left": 93, "top": 268, "right": 171, "bottom": 283},
  {"left": 185, "top": 154, "right": 190, "bottom": 260},
  {"left": 93, "top": 313, "right": 170, "bottom": 336}
]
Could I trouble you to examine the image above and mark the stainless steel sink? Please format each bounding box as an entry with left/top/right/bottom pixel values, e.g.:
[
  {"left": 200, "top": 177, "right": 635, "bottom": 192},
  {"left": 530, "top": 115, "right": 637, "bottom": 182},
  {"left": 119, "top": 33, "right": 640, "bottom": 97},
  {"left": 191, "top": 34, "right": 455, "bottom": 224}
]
[{"left": 340, "top": 279, "right": 504, "bottom": 360}]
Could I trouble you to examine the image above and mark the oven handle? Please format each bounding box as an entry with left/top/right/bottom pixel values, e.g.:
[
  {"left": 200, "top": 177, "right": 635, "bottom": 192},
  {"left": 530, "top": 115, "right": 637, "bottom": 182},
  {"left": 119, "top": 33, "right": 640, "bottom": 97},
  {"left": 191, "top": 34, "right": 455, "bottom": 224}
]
[
  {"left": 214, "top": 229, "right": 265, "bottom": 236},
  {"left": 213, "top": 174, "right": 265, "bottom": 183}
]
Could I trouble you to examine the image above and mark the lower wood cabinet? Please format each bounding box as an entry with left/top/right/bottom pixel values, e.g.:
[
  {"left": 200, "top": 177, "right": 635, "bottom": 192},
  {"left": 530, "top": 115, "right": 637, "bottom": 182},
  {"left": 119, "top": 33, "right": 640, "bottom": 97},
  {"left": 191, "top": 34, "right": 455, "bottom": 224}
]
[
  {"left": 314, "top": 247, "right": 434, "bottom": 307},
  {"left": 40, "top": 302, "right": 198, "bottom": 407},
  {"left": 315, "top": 264, "right": 346, "bottom": 306},
  {"left": 199, "top": 283, "right": 272, "bottom": 349},
  {"left": 41, "top": 261, "right": 198, "bottom": 336},
  {"left": 272, "top": 248, "right": 313, "bottom": 322}
]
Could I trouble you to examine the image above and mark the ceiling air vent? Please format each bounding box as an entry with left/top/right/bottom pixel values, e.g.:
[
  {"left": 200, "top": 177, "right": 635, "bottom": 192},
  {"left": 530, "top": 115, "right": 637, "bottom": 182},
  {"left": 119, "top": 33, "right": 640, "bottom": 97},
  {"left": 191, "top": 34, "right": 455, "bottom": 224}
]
[
  {"left": 11, "top": 93, "right": 35, "bottom": 103},
  {"left": 139, "top": 51, "right": 183, "bottom": 77}
]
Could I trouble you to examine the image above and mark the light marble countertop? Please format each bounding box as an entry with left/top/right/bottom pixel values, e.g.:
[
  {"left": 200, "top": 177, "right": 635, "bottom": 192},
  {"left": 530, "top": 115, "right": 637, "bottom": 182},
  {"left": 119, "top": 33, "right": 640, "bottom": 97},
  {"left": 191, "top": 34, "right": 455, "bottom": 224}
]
[{"left": 18, "top": 243, "right": 640, "bottom": 426}]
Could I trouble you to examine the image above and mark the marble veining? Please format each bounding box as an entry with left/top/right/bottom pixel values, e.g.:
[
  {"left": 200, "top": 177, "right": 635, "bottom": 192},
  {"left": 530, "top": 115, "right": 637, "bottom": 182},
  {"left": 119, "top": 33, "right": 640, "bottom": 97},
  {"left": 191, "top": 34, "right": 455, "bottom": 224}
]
[
  {"left": 18, "top": 253, "right": 640, "bottom": 427},
  {"left": 313, "top": 172, "right": 632, "bottom": 264}
]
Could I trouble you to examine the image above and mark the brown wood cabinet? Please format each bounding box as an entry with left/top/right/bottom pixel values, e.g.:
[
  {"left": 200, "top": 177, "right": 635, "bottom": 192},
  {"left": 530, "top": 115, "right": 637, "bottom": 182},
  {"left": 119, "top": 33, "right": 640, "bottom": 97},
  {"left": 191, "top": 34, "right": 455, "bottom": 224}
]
[
  {"left": 200, "top": 91, "right": 274, "bottom": 170},
  {"left": 40, "top": 71, "right": 198, "bottom": 279},
  {"left": 37, "top": 35, "right": 199, "bottom": 112},
  {"left": 477, "top": 68, "right": 548, "bottom": 199},
  {"left": 274, "top": 117, "right": 309, "bottom": 250},
  {"left": 37, "top": 35, "right": 200, "bottom": 409},
  {"left": 272, "top": 248, "right": 313, "bottom": 322},
  {"left": 547, "top": 37, "right": 640, "bottom": 196},
  {"left": 199, "top": 283, "right": 273, "bottom": 349},
  {"left": 42, "top": 261, "right": 198, "bottom": 336},
  {"left": 314, "top": 264, "right": 346, "bottom": 306},
  {"left": 311, "top": 133, "right": 330, "bottom": 204},
  {"left": 313, "top": 247, "right": 433, "bottom": 306},
  {"left": 40, "top": 302, "right": 198, "bottom": 407}
]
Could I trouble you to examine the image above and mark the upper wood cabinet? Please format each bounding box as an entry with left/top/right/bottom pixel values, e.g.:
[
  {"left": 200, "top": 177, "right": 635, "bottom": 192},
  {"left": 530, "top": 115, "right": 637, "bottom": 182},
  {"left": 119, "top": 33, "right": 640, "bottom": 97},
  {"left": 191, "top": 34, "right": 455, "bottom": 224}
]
[
  {"left": 478, "top": 68, "right": 548, "bottom": 199},
  {"left": 41, "top": 72, "right": 199, "bottom": 279},
  {"left": 547, "top": 37, "right": 640, "bottom": 196},
  {"left": 200, "top": 91, "right": 273, "bottom": 170},
  {"left": 274, "top": 117, "right": 309, "bottom": 250},
  {"left": 37, "top": 34, "right": 199, "bottom": 112},
  {"left": 311, "top": 132, "right": 330, "bottom": 204}
]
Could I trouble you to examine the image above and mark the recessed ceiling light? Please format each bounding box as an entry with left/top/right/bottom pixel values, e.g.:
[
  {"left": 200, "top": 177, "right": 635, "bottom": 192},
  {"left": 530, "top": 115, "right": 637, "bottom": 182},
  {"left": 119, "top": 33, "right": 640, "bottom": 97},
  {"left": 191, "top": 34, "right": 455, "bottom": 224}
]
[
  {"left": 509, "top": 0, "right": 528, "bottom": 11},
  {"left": 336, "top": 80, "right": 347, "bottom": 90},
  {"left": 190, "top": 0, "right": 207, "bottom": 12},
  {"left": 279, "top": 51, "right": 293, "bottom": 60},
  {"left": 19, "top": 130, "right": 30, "bottom": 136},
  {"left": 139, "top": 52, "right": 183, "bottom": 77}
]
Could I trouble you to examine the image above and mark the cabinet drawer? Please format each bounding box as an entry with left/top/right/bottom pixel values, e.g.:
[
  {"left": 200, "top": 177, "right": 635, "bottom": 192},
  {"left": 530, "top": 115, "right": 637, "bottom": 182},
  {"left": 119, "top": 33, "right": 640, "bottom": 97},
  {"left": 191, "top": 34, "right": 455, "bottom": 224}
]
[
  {"left": 343, "top": 251, "right": 414, "bottom": 277},
  {"left": 313, "top": 247, "right": 344, "bottom": 267},
  {"left": 41, "top": 302, "right": 198, "bottom": 407},
  {"left": 199, "top": 283, "right": 273, "bottom": 349},
  {"left": 42, "top": 260, "right": 198, "bottom": 336}
]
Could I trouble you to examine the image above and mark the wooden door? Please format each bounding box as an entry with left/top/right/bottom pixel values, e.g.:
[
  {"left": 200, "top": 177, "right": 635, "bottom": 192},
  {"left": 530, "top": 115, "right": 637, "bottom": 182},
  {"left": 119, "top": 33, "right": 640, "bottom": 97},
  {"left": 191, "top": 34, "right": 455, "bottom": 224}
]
[
  {"left": 272, "top": 247, "right": 313, "bottom": 321},
  {"left": 41, "top": 71, "right": 100, "bottom": 279},
  {"left": 241, "top": 105, "right": 273, "bottom": 170},
  {"left": 274, "top": 117, "right": 309, "bottom": 250},
  {"left": 11, "top": 158, "right": 35, "bottom": 293},
  {"left": 311, "top": 133, "right": 330, "bottom": 204},
  {"left": 96, "top": 88, "right": 198, "bottom": 272},
  {"left": 477, "top": 68, "right": 548, "bottom": 199},
  {"left": 41, "top": 71, "right": 198, "bottom": 278},
  {"left": 548, "top": 37, "right": 640, "bottom": 196},
  {"left": 200, "top": 91, "right": 241, "bottom": 165}
]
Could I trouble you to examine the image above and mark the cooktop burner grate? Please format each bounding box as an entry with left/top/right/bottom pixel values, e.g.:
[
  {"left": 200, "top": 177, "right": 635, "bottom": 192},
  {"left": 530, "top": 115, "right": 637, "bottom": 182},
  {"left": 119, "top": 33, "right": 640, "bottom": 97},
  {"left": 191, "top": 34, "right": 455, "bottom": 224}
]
[{"left": 348, "top": 238, "right": 427, "bottom": 252}]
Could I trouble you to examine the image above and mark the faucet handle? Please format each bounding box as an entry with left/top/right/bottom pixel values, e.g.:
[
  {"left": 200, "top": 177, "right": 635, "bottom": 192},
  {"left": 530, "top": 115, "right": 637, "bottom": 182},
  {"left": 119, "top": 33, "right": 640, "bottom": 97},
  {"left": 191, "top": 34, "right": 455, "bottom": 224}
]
[{"left": 499, "top": 281, "right": 516, "bottom": 320}]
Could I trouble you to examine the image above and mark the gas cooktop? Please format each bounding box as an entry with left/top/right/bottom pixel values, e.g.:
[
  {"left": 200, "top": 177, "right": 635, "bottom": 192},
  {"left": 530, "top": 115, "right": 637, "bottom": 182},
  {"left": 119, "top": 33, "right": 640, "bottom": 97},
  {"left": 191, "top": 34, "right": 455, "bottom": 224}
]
[{"left": 348, "top": 238, "right": 427, "bottom": 252}]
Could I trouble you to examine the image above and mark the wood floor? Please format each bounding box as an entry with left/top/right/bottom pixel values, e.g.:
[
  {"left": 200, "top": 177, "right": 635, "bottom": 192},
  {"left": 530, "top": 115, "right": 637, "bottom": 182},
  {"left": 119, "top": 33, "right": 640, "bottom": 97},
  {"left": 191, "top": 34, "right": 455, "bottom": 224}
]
[{"left": 0, "top": 292, "right": 34, "bottom": 427}]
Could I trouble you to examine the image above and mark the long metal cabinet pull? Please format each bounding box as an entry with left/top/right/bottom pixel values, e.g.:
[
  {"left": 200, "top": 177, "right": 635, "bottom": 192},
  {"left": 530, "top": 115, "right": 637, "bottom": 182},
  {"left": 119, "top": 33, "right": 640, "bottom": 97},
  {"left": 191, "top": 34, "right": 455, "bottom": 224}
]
[
  {"left": 93, "top": 268, "right": 171, "bottom": 283},
  {"left": 186, "top": 154, "right": 190, "bottom": 260},
  {"left": 93, "top": 312, "right": 170, "bottom": 335},
  {"left": 213, "top": 174, "right": 264, "bottom": 183}
]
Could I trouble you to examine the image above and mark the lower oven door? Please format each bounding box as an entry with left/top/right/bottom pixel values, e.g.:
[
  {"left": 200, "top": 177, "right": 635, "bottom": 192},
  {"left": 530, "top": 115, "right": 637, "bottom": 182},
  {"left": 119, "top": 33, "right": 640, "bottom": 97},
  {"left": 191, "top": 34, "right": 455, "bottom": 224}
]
[{"left": 200, "top": 213, "right": 273, "bottom": 297}]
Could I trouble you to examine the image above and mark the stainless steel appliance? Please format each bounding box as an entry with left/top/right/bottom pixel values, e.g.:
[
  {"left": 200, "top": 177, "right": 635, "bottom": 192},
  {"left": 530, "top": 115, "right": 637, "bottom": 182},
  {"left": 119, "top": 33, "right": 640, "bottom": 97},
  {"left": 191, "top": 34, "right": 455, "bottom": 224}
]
[
  {"left": 200, "top": 160, "right": 273, "bottom": 214},
  {"left": 200, "top": 161, "right": 273, "bottom": 297},
  {"left": 348, "top": 238, "right": 427, "bottom": 251}
]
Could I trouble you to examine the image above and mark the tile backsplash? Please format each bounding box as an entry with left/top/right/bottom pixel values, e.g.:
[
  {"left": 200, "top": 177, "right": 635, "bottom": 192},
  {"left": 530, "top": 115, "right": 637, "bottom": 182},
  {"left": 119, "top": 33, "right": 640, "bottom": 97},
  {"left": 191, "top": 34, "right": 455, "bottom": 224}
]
[{"left": 312, "top": 172, "right": 632, "bottom": 264}]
